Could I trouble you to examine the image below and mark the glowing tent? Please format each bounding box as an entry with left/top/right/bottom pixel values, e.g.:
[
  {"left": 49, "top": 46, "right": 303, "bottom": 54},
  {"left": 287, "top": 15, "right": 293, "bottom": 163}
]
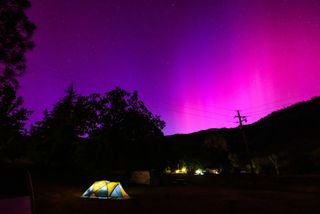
[{"left": 82, "top": 180, "right": 129, "bottom": 199}]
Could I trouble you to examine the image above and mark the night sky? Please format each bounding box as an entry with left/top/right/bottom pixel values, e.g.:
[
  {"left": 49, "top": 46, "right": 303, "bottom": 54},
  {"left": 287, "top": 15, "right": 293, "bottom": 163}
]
[{"left": 20, "top": 0, "right": 320, "bottom": 135}]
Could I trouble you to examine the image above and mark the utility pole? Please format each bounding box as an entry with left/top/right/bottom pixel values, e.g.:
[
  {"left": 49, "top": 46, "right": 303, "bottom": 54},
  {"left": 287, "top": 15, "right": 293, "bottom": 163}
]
[{"left": 235, "top": 110, "right": 255, "bottom": 175}]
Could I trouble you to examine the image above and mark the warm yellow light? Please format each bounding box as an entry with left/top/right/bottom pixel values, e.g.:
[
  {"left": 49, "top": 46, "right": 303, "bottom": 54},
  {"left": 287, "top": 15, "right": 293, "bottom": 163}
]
[
  {"left": 181, "top": 167, "right": 187, "bottom": 173},
  {"left": 92, "top": 181, "right": 107, "bottom": 192},
  {"left": 174, "top": 167, "right": 187, "bottom": 174}
]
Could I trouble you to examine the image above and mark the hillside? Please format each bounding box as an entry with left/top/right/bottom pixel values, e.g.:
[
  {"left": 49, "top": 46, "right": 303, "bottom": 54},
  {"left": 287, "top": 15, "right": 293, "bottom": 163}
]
[{"left": 164, "top": 96, "right": 320, "bottom": 174}]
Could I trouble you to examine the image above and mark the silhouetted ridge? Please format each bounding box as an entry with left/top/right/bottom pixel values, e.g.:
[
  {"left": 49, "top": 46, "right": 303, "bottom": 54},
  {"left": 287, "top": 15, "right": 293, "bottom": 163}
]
[{"left": 164, "top": 97, "right": 320, "bottom": 174}]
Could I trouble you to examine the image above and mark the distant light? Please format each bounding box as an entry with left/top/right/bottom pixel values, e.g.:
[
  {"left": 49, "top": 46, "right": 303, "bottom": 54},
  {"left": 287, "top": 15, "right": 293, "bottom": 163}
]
[
  {"left": 195, "top": 169, "right": 204, "bottom": 175},
  {"left": 181, "top": 167, "right": 187, "bottom": 173},
  {"left": 207, "top": 168, "right": 220, "bottom": 174},
  {"left": 174, "top": 167, "right": 187, "bottom": 174},
  {"left": 212, "top": 169, "right": 220, "bottom": 174},
  {"left": 164, "top": 168, "right": 171, "bottom": 174}
]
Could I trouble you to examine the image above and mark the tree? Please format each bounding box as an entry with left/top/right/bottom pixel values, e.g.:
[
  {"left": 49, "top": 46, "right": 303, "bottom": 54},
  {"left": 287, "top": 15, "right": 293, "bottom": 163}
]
[
  {"left": 0, "top": 1, "right": 35, "bottom": 161},
  {"left": 91, "top": 87, "right": 166, "bottom": 170},
  {"left": 31, "top": 86, "right": 166, "bottom": 171},
  {"left": 202, "top": 134, "right": 233, "bottom": 172},
  {"left": 31, "top": 85, "right": 91, "bottom": 166},
  {"left": 0, "top": 0, "right": 36, "bottom": 87},
  {"left": 0, "top": 84, "right": 31, "bottom": 162}
]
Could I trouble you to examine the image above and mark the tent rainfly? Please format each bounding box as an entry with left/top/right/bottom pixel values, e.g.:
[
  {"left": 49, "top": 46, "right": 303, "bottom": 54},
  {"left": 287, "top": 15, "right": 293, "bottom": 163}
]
[{"left": 82, "top": 180, "right": 129, "bottom": 199}]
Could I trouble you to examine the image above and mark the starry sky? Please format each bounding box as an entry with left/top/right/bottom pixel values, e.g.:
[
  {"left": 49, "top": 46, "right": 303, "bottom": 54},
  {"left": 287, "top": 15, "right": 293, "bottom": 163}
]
[{"left": 20, "top": 0, "right": 320, "bottom": 135}]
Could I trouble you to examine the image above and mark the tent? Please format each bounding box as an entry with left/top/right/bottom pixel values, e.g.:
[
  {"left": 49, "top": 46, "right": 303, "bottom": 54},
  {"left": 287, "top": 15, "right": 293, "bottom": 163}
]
[{"left": 82, "top": 180, "right": 129, "bottom": 199}]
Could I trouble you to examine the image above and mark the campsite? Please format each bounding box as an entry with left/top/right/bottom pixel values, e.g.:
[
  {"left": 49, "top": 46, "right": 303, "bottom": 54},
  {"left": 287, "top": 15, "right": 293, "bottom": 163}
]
[{"left": 30, "top": 171, "right": 320, "bottom": 214}]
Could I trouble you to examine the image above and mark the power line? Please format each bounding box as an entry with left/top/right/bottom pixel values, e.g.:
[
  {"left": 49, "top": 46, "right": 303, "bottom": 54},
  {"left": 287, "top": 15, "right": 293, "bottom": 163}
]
[
  {"left": 150, "top": 105, "right": 235, "bottom": 123},
  {"left": 158, "top": 101, "right": 234, "bottom": 118},
  {"left": 241, "top": 91, "right": 320, "bottom": 112},
  {"left": 244, "top": 103, "right": 294, "bottom": 115}
]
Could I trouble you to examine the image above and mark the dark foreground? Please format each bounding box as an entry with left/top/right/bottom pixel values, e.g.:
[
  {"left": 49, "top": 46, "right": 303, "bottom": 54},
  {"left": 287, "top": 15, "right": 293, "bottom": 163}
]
[{"left": 32, "top": 175, "right": 320, "bottom": 214}]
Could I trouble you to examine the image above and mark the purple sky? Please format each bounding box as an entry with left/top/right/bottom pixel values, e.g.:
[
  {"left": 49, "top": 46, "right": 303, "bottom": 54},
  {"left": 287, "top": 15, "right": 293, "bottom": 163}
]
[{"left": 20, "top": 0, "right": 320, "bottom": 135}]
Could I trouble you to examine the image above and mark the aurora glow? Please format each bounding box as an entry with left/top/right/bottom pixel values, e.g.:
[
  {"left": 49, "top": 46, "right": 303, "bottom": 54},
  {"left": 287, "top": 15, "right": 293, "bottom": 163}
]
[{"left": 20, "top": 0, "right": 320, "bottom": 135}]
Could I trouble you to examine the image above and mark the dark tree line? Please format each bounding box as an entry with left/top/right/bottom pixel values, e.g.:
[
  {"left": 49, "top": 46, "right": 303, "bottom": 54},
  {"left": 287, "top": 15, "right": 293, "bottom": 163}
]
[
  {"left": 0, "top": 0, "right": 35, "bottom": 163},
  {"left": 0, "top": 83, "right": 166, "bottom": 174},
  {"left": 25, "top": 86, "right": 166, "bottom": 173},
  {"left": 0, "top": 84, "right": 31, "bottom": 162}
]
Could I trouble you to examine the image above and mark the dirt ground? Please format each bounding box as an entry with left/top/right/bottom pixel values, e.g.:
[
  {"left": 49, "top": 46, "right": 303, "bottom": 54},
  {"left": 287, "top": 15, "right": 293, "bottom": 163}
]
[{"left": 32, "top": 175, "right": 320, "bottom": 214}]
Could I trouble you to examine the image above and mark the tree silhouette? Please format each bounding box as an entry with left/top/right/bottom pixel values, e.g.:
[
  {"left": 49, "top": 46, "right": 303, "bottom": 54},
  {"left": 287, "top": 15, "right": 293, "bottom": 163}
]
[
  {"left": 30, "top": 86, "right": 166, "bottom": 171},
  {"left": 31, "top": 85, "right": 90, "bottom": 166},
  {"left": 0, "top": 84, "right": 31, "bottom": 162},
  {"left": 91, "top": 87, "right": 166, "bottom": 170},
  {"left": 0, "top": 0, "right": 36, "bottom": 87}
]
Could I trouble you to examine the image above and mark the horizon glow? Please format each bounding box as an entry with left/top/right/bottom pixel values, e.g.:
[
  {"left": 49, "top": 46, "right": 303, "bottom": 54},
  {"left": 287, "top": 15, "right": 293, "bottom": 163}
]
[{"left": 20, "top": 0, "right": 320, "bottom": 135}]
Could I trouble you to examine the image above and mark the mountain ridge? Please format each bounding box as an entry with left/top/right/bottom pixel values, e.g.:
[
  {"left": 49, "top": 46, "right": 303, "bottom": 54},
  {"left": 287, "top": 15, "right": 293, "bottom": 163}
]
[{"left": 164, "top": 96, "right": 320, "bottom": 174}]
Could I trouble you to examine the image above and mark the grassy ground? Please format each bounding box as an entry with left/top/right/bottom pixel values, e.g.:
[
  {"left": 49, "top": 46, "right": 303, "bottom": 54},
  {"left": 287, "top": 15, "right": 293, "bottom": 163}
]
[{"left": 32, "top": 175, "right": 320, "bottom": 214}]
